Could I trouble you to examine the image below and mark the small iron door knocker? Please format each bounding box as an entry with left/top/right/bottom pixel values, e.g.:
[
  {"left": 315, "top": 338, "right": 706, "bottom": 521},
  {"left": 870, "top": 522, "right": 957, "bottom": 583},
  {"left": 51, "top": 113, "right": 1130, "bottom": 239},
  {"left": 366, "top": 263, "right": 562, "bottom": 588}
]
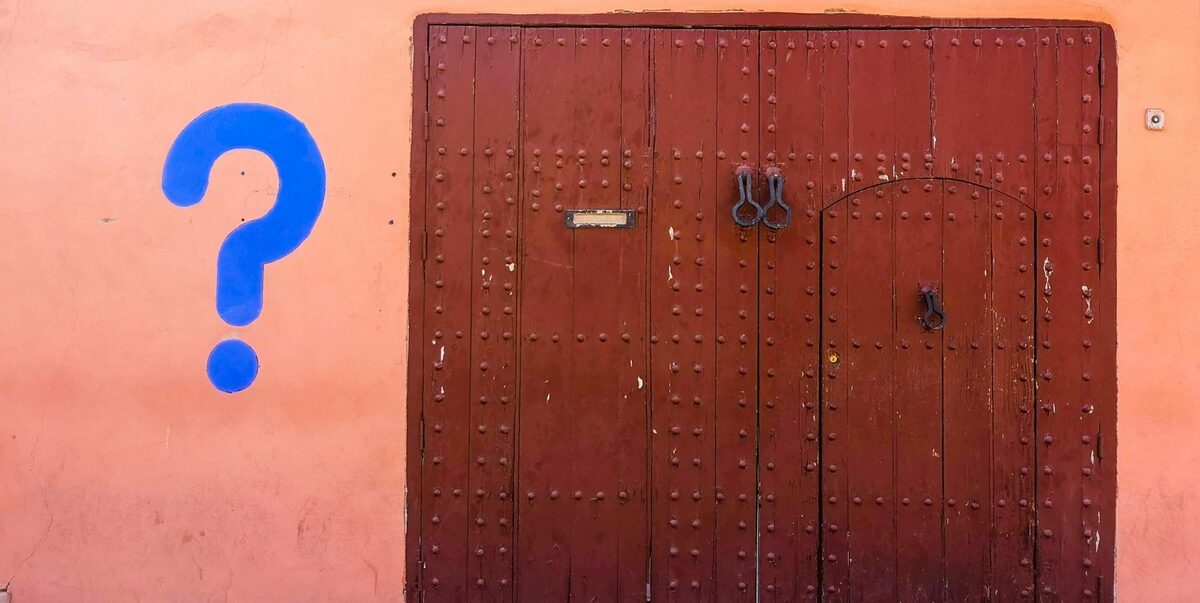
[
  {"left": 761, "top": 167, "right": 792, "bottom": 230},
  {"left": 731, "top": 166, "right": 764, "bottom": 227},
  {"left": 920, "top": 284, "right": 947, "bottom": 330}
]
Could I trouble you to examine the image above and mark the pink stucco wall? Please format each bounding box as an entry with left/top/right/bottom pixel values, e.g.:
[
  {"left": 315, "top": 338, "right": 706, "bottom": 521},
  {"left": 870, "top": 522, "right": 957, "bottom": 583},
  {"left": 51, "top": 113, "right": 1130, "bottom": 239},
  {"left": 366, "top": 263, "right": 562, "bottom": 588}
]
[{"left": 1, "top": 0, "right": 1197, "bottom": 601}]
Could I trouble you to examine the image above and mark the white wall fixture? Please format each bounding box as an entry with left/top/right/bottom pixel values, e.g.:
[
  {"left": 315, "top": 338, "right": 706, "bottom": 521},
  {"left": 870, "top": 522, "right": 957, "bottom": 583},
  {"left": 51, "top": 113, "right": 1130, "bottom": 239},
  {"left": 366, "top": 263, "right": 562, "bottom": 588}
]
[{"left": 1146, "top": 108, "right": 1166, "bottom": 130}]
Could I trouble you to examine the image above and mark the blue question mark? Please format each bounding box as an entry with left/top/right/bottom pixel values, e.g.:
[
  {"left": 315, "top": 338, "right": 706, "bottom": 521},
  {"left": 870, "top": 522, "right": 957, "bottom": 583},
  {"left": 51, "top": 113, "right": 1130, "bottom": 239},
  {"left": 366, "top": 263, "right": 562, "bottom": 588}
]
[{"left": 162, "top": 103, "right": 326, "bottom": 393}]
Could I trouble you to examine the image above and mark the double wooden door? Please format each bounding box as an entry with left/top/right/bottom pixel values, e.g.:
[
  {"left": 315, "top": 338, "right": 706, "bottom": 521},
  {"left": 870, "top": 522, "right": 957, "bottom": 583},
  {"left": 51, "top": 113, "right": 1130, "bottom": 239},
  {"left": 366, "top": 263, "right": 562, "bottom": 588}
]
[{"left": 411, "top": 20, "right": 1114, "bottom": 602}]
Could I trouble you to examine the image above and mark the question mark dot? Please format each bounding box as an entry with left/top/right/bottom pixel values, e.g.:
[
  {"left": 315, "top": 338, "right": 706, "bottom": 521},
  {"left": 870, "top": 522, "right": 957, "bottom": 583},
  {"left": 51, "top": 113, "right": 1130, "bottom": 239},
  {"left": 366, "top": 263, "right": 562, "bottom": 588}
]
[{"left": 208, "top": 339, "right": 259, "bottom": 393}]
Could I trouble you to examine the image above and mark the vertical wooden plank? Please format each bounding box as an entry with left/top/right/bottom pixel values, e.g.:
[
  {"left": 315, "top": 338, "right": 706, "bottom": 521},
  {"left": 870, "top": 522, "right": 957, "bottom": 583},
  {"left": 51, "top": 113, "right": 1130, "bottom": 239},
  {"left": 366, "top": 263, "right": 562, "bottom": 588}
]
[
  {"left": 567, "top": 26, "right": 618, "bottom": 601},
  {"left": 818, "top": 28, "right": 851, "bottom": 602},
  {"left": 566, "top": 26, "right": 629, "bottom": 603},
  {"left": 712, "top": 27, "right": 759, "bottom": 603},
  {"left": 850, "top": 192, "right": 897, "bottom": 603},
  {"left": 819, "top": 188, "right": 851, "bottom": 603},
  {"left": 649, "top": 28, "right": 719, "bottom": 602},
  {"left": 979, "top": 27, "right": 1039, "bottom": 603},
  {"left": 925, "top": 43, "right": 972, "bottom": 599},
  {"left": 1075, "top": 28, "right": 1105, "bottom": 603},
  {"left": 757, "top": 28, "right": 827, "bottom": 601},
  {"left": 991, "top": 188, "right": 1037, "bottom": 601},
  {"left": 406, "top": 17, "right": 431, "bottom": 600},
  {"left": 884, "top": 30, "right": 942, "bottom": 602},
  {"left": 616, "top": 26, "right": 653, "bottom": 603},
  {"left": 1051, "top": 25, "right": 1104, "bottom": 600},
  {"left": 423, "top": 24, "right": 476, "bottom": 602},
  {"left": 982, "top": 30, "right": 1038, "bottom": 206},
  {"left": 468, "top": 25, "right": 521, "bottom": 601},
  {"left": 941, "top": 181, "right": 993, "bottom": 601},
  {"left": 823, "top": 30, "right": 851, "bottom": 204},
  {"left": 1049, "top": 28, "right": 1089, "bottom": 598},
  {"left": 892, "top": 30, "right": 935, "bottom": 182},
  {"left": 931, "top": 29, "right": 987, "bottom": 187},
  {"left": 893, "top": 180, "right": 944, "bottom": 603},
  {"left": 517, "top": 26, "right": 578, "bottom": 601},
  {"left": 1032, "top": 27, "right": 1064, "bottom": 601},
  {"left": 1095, "top": 25, "right": 1119, "bottom": 603},
  {"left": 844, "top": 29, "right": 900, "bottom": 602}
]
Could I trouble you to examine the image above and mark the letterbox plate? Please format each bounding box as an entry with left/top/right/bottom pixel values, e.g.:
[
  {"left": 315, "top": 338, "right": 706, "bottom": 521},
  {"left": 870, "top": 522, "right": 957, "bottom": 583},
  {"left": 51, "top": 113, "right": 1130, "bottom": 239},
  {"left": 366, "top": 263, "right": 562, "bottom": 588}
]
[{"left": 565, "top": 209, "right": 636, "bottom": 229}]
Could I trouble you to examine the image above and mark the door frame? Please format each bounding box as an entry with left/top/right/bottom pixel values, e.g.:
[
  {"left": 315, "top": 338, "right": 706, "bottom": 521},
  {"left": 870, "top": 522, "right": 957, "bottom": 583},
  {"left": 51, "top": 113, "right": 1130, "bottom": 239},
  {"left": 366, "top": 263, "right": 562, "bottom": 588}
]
[{"left": 406, "top": 13, "right": 1117, "bottom": 600}]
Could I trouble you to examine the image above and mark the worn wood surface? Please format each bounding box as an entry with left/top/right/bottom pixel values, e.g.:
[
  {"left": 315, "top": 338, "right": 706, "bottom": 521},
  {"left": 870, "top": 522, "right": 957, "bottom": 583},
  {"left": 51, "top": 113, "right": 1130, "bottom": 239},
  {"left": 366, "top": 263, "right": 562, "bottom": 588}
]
[{"left": 410, "top": 18, "right": 1115, "bottom": 602}]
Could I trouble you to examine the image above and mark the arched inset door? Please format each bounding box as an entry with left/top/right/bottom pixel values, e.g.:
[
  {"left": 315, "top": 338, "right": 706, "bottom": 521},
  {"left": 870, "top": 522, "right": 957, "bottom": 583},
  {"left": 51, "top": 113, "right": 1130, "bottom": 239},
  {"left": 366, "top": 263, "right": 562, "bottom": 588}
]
[{"left": 820, "top": 179, "right": 1036, "bottom": 600}]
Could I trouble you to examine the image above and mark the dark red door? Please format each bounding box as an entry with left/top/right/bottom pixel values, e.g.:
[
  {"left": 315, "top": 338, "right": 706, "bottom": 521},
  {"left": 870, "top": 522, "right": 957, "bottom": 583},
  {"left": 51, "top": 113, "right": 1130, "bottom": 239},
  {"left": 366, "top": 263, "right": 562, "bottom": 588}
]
[
  {"left": 413, "top": 20, "right": 1112, "bottom": 602},
  {"left": 821, "top": 179, "right": 1035, "bottom": 600}
]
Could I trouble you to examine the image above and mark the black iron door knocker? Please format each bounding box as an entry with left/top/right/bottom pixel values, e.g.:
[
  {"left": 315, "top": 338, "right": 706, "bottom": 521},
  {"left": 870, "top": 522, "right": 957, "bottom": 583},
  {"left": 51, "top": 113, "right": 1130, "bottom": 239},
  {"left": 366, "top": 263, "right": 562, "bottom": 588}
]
[
  {"left": 761, "top": 167, "right": 792, "bottom": 230},
  {"left": 920, "top": 284, "right": 947, "bottom": 330},
  {"left": 731, "top": 166, "right": 764, "bottom": 228}
]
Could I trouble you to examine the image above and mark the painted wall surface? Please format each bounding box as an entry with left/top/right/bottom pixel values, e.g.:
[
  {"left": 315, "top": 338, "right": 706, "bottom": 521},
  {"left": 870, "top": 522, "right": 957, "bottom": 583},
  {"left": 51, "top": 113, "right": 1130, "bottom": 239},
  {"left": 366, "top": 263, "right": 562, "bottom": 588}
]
[{"left": 0, "top": 0, "right": 1196, "bottom": 601}]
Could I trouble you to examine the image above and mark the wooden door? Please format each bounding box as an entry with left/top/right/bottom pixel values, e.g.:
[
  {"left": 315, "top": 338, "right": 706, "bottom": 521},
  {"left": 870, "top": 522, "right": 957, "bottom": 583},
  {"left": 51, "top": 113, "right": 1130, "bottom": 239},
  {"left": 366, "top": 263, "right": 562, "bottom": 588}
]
[
  {"left": 412, "top": 19, "right": 1114, "bottom": 602},
  {"left": 820, "top": 179, "right": 1036, "bottom": 600}
]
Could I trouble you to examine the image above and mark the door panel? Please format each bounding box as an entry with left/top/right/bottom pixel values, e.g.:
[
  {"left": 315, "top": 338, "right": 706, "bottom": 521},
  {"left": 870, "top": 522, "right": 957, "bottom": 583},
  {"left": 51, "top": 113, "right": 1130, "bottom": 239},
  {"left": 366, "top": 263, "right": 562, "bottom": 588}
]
[
  {"left": 648, "top": 27, "right": 720, "bottom": 600},
  {"left": 518, "top": 26, "right": 651, "bottom": 602},
  {"left": 758, "top": 28, "right": 843, "bottom": 599},
  {"left": 518, "top": 27, "right": 582, "bottom": 600},
  {"left": 941, "top": 184, "right": 998, "bottom": 601},
  {"left": 616, "top": 27, "right": 654, "bottom": 603},
  {"left": 892, "top": 181, "right": 944, "bottom": 603},
  {"left": 824, "top": 184, "right": 899, "bottom": 602},
  {"left": 423, "top": 25, "right": 482, "bottom": 602},
  {"left": 414, "top": 21, "right": 1112, "bottom": 602},
  {"left": 989, "top": 186, "right": 1038, "bottom": 600},
  {"left": 469, "top": 25, "right": 522, "bottom": 601},
  {"left": 1032, "top": 27, "right": 1105, "bottom": 603},
  {"left": 712, "top": 28, "right": 761, "bottom": 602},
  {"left": 649, "top": 28, "right": 765, "bottom": 600}
]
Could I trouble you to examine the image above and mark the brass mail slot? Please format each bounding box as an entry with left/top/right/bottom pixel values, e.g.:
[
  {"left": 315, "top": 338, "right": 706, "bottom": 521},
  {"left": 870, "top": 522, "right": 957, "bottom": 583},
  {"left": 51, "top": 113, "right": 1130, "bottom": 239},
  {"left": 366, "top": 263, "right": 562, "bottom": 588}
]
[{"left": 565, "top": 209, "right": 636, "bottom": 229}]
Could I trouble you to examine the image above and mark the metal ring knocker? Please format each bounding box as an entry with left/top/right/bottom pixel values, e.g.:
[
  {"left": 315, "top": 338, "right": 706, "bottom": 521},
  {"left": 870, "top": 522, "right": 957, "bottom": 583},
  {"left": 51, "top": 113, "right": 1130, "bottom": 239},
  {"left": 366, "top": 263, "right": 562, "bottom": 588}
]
[
  {"left": 761, "top": 167, "right": 792, "bottom": 230},
  {"left": 920, "top": 284, "right": 947, "bottom": 330},
  {"left": 731, "top": 166, "right": 764, "bottom": 228}
]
